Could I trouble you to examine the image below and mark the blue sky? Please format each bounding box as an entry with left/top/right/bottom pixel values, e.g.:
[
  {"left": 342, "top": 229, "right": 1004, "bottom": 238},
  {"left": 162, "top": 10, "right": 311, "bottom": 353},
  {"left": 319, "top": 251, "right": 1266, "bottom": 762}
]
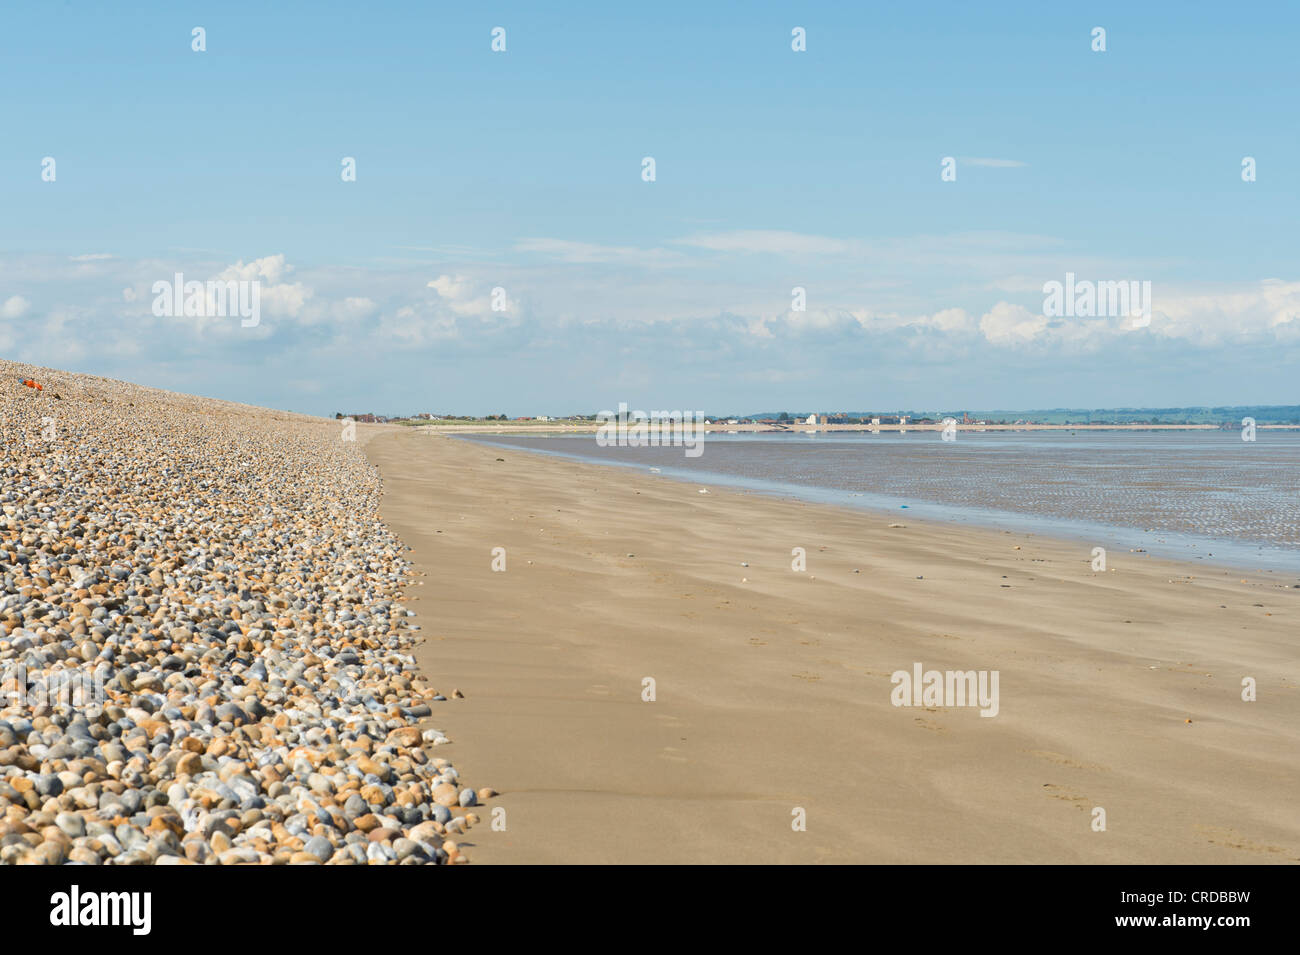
[{"left": 2, "top": 1, "right": 1298, "bottom": 416}]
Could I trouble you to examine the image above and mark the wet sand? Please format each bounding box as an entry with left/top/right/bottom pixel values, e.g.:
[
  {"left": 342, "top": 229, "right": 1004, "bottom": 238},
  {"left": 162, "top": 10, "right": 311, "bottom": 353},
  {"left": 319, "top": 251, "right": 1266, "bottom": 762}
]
[
  {"left": 368, "top": 429, "right": 1300, "bottom": 864},
  {"left": 470, "top": 431, "right": 1300, "bottom": 562}
]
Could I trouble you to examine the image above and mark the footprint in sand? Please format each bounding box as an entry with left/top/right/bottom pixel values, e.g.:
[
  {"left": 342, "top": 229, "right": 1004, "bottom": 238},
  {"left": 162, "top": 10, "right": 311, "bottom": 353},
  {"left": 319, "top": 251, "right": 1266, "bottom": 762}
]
[
  {"left": 1040, "top": 783, "right": 1089, "bottom": 807},
  {"left": 1194, "top": 824, "right": 1299, "bottom": 860},
  {"left": 1026, "top": 750, "right": 1110, "bottom": 772}
]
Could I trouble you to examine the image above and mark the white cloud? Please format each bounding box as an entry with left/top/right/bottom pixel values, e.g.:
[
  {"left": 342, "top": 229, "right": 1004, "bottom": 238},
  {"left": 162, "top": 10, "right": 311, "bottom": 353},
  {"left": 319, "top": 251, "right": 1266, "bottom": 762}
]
[
  {"left": 910, "top": 307, "right": 976, "bottom": 333},
  {"left": 380, "top": 303, "right": 460, "bottom": 346},
  {"left": 427, "top": 274, "right": 491, "bottom": 316},
  {"left": 217, "top": 254, "right": 289, "bottom": 285},
  {"left": 964, "top": 280, "right": 1300, "bottom": 350},
  {"left": 1147, "top": 279, "right": 1300, "bottom": 346},
  {"left": 979, "top": 302, "right": 1048, "bottom": 344},
  {"left": 427, "top": 274, "right": 472, "bottom": 300},
  {"left": 1, "top": 295, "right": 30, "bottom": 319},
  {"left": 213, "top": 254, "right": 311, "bottom": 318},
  {"left": 8, "top": 247, "right": 1300, "bottom": 397},
  {"left": 784, "top": 306, "right": 975, "bottom": 336},
  {"left": 426, "top": 274, "right": 522, "bottom": 320}
]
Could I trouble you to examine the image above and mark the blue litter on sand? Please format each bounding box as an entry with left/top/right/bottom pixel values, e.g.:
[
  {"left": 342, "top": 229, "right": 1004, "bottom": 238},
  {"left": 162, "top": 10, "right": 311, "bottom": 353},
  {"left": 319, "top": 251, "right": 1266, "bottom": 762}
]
[{"left": 900, "top": 505, "right": 909, "bottom": 508}]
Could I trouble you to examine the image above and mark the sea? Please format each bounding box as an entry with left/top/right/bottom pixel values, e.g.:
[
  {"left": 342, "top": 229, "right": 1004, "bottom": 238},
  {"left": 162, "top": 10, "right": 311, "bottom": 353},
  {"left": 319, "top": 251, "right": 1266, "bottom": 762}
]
[{"left": 465, "top": 430, "right": 1300, "bottom": 574}]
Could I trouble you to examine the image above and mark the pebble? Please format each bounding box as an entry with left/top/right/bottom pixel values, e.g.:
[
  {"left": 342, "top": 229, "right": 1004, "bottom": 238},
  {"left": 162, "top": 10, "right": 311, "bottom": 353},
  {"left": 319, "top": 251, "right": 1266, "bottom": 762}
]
[
  {"left": 0, "top": 360, "right": 495, "bottom": 865},
  {"left": 303, "top": 835, "right": 333, "bottom": 862}
]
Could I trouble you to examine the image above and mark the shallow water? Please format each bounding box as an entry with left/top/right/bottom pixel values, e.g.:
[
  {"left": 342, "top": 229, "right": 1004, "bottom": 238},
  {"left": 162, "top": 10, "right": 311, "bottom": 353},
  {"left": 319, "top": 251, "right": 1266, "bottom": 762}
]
[{"left": 465, "top": 430, "right": 1300, "bottom": 573}]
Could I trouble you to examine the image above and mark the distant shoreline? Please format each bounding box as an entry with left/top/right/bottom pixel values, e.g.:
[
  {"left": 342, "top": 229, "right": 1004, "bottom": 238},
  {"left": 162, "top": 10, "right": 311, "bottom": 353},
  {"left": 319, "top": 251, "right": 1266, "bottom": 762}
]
[{"left": 394, "top": 420, "right": 1300, "bottom": 434}]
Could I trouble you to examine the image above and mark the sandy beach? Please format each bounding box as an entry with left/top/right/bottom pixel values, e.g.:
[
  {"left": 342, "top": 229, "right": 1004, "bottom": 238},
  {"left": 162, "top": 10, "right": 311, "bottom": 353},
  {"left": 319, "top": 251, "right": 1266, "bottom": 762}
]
[
  {"left": 2, "top": 361, "right": 1295, "bottom": 868},
  {"left": 370, "top": 428, "right": 1300, "bottom": 864}
]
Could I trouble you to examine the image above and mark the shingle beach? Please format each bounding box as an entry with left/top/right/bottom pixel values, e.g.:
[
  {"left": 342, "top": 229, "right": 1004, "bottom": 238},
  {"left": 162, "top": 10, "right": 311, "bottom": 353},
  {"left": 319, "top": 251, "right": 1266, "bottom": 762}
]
[{"left": 0, "top": 361, "right": 488, "bottom": 864}]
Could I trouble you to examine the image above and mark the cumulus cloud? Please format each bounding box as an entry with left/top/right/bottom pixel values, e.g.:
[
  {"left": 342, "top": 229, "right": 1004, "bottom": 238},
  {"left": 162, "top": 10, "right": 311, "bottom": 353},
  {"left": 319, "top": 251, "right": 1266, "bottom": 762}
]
[
  {"left": 771, "top": 306, "right": 977, "bottom": 338},
  {"left": 380, "top": 302, "right": 460, "bottom": 346},
  {"left": 6, "top": 243, "right": 1300, "bottom": 414},
  {"left": 217, "top": 254, "right": 289, "bottom": 285},
  {"left": 979, "top": 302, "right": 1048, "bottom": 345},
  {"left": 213, "top": 254, "right": 311, "bottom": 318},
  {"left": 426, "top": 274, "right": 492, "bottom": 317},
  {"left": 1, "top": 295, "right": 30, "bottom": 319},
  {"left": 965, "top": 281, "right": 1300, "bottom": 350},
  {"left": 427, "top": 274, "right": 474, "bottom": 302},
  {"left": 426, "top": 274, "right": 519, "bottom": 318},
  {"left": 1152, "top": 279, "right": 1300, "bottom": 346},
  {"left": 925, "top": 307, "right": 976, "bottom": 332}
]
